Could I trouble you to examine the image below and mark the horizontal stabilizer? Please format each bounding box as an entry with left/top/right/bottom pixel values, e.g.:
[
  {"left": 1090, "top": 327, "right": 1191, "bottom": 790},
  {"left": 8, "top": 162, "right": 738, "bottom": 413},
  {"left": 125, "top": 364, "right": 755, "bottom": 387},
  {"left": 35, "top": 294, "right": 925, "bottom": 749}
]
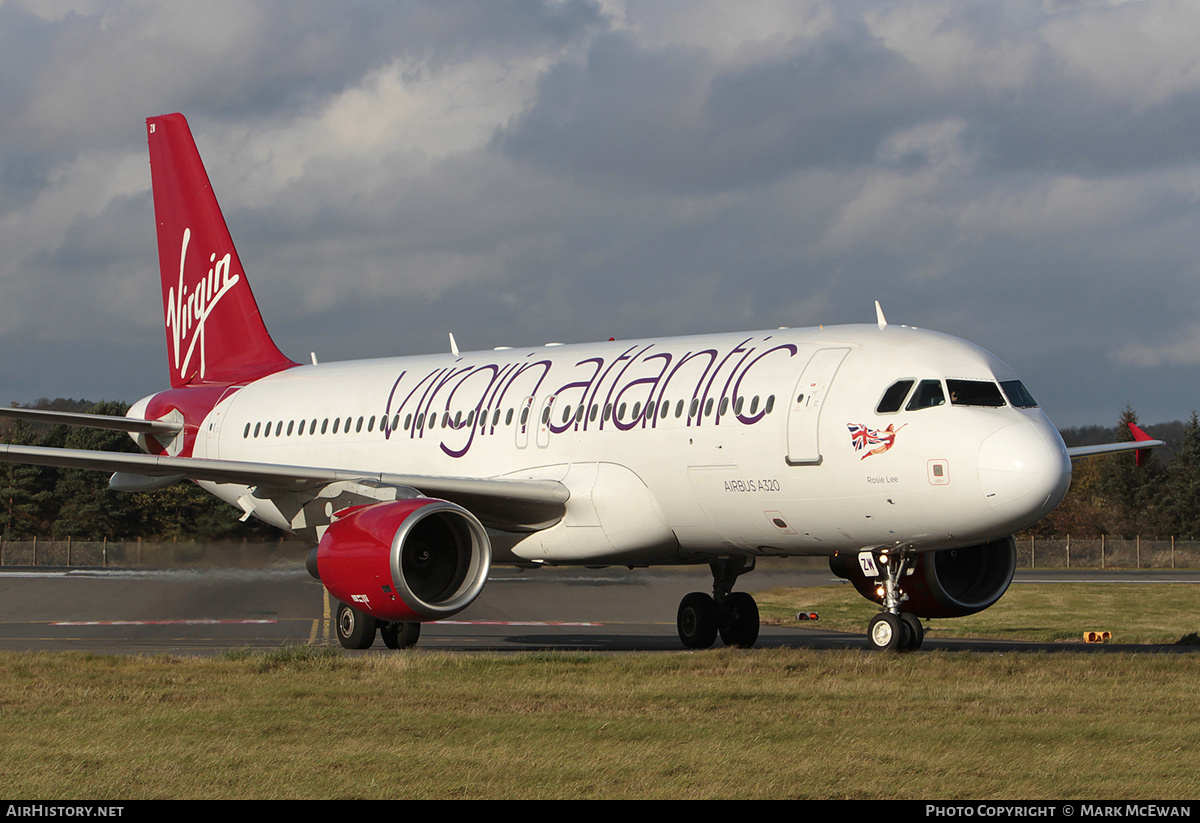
[{"left": 0, "top": 407, "right": 182, "bottom": 435}]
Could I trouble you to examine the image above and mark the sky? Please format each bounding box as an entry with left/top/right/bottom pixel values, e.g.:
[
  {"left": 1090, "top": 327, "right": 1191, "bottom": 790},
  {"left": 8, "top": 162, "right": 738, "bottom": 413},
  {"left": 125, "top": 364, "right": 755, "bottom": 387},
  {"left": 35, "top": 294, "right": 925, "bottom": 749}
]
[{"left": 2, "top": 0, "right": 1200, "bottom": 428}]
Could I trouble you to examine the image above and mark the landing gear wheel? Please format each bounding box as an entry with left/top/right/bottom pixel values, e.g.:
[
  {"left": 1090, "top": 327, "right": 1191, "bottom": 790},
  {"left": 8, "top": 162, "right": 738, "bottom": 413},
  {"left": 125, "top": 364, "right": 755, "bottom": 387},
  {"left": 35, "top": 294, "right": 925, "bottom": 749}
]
[
  {"left": 867, "top": 612, "right": 907, "bottom": 652},
  {"left": 678, "top": 592, "right": 719, "bottom": 649},
  {"left": 900, "top": 613, "right": 924, "bottom": 650},
  {"left": 335, "top": 601, "right": 378, "bottom": 650},
  {"left": 381, "top": 621, "right": 421, "bottom": 650},
  {"left": 718, "top": 591, "right": 760, "bottom": 648}
]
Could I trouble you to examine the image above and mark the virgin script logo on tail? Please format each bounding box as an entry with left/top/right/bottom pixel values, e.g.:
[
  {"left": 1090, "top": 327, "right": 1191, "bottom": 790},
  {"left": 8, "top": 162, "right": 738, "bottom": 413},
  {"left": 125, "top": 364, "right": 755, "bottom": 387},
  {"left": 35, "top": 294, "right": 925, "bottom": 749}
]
[{"left": 165, "top": 228, "right": 241, "bottom": 380}]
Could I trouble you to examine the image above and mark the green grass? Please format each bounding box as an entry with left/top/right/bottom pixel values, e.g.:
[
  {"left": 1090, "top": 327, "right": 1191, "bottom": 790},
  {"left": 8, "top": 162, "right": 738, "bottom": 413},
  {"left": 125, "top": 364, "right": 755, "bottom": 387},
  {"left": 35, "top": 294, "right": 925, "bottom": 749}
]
[
  {"left": 2, "top": 581, "right": 1200, "bottom": 799},
  {"left": 1, "top": 647, "right": 1199, "bottom": 799},
  {"left": 757, "top": 581, "right": 1200, "bottom": 645}
]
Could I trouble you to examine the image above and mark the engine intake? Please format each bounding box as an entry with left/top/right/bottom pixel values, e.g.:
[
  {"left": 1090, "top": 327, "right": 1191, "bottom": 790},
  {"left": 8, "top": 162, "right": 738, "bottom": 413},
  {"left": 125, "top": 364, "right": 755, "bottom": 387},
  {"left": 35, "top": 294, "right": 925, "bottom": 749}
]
[
  {"left": 310, "top": 498, "right": 491, "bottom": 622},
  {"left": 829, "top": 536, "right": 1016, "bottom": 618}
]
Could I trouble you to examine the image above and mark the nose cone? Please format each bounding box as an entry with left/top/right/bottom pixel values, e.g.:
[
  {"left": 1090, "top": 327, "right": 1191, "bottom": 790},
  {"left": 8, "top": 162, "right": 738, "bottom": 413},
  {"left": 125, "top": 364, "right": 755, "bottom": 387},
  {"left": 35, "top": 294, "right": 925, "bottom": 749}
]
[{"left": 978, "top": 421, "right": 1071, "bottom": 528}]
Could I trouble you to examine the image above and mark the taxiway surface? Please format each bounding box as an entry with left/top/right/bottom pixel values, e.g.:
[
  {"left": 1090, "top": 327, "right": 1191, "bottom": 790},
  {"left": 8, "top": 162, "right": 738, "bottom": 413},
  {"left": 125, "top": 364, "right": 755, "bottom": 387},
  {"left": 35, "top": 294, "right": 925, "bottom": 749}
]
[{"left": 1, "top": 564, "right": 1196, "bottom": 655}]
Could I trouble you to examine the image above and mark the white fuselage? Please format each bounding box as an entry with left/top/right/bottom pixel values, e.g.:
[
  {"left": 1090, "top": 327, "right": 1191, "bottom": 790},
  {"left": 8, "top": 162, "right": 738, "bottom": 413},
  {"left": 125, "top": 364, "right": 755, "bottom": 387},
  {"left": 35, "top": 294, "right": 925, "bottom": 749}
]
[{"left": 165, "top": 323, "right": 1071, "bottom": 566}]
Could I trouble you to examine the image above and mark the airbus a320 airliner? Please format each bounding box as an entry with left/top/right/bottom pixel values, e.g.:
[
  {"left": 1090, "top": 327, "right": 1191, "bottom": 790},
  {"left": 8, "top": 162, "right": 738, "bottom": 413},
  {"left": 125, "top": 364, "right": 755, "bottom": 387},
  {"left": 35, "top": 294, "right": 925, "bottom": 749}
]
[{"left": 0, "top": 114, "right": 1160, "bottom": 652}]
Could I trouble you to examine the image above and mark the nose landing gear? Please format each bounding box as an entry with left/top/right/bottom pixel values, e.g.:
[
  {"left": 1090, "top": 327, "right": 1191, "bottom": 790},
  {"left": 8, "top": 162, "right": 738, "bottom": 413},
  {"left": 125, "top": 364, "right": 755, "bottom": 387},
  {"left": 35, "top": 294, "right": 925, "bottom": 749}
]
[{"left": 864, "top": 550, "right": 924, "bottom": 651}]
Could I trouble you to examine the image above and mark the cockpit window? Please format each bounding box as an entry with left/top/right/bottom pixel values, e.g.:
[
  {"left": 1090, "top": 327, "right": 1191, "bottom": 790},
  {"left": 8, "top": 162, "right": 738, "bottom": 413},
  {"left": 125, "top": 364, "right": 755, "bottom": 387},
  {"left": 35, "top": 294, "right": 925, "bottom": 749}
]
[
  {"left": 947, "top": 379, "right": 1006, "bottom": 407},
  {"left": 876, "top": 380, "right": 914, "bottom": 414},
  {"left": 1000, "top": 380, "right": 1038, "bottom": 408},
  {"left": 905, "top": 379, "right": 946, "bottom": 411}
]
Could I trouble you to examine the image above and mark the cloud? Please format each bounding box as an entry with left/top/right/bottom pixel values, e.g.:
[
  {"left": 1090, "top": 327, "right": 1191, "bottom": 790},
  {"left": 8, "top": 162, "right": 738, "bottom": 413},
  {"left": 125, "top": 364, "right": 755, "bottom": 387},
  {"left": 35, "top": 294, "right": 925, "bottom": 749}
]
[
  {"left": 1117, "top": 327, "right": 1200, "bottom": 369},
  {"left": 2, "top": 0, "right": 1200, "bottom": 428},
  {"left": 496, "top": 17, "right": 937, "bottom": 193}
]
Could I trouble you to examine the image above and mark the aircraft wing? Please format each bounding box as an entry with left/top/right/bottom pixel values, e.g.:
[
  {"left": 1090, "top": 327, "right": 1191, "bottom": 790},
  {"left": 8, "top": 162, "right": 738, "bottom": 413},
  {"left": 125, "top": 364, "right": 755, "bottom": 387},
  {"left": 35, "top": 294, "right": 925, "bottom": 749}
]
[
  {"left": 1064, "top": 423, "right": 1163, "bottom": 465},
  {"left": 0, "top": 444, "right": 568, "bottom": 532},
  {"left": 0, "top": 407, "right": 183, "bottom": 435},
  {"left": 1065, "top": 441, "right": 1164, "bottom": 459}
]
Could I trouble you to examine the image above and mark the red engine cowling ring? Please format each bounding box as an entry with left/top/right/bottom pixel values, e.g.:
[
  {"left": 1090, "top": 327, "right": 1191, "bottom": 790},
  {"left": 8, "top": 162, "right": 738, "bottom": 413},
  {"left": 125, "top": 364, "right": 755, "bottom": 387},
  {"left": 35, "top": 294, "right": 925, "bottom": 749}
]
[{"left": 316, "top": 497, "right": 491, "bottom": 622}]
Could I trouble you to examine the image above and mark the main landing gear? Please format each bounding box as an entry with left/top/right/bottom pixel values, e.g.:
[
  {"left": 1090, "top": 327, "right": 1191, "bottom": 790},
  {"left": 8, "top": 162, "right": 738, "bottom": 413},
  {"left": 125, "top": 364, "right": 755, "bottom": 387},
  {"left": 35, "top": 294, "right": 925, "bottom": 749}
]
[
  {"left": 335, "top": 601, "right": 421, "bottom": 650},
  {"left": 864, "top": 550, "right": 924, "bottom": 652},
  {"left": 677, "top": 558, "right": 760, "bottom": 649}
]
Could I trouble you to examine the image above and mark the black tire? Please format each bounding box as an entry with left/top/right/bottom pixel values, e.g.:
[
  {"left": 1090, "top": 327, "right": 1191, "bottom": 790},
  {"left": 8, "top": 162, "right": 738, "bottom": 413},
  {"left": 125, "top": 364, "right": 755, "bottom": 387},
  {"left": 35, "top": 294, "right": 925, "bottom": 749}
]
[
  {"left": 900, "top": 612, "right": 924, "bottom": 650},
  {"left": 335, "top": 601, "right": 378, "bottom": 650},
  {"left": 381, "top": 621, "right": 421, "bottom": 650},
  {"left": 718, "top": 591, "right": 760, "bottom": 648},
  {"left": 677, "top": 592, "right": 719, "bottom": 649},
  {"left": 867, "top": 612, "right": 906, "bottom": 652}
]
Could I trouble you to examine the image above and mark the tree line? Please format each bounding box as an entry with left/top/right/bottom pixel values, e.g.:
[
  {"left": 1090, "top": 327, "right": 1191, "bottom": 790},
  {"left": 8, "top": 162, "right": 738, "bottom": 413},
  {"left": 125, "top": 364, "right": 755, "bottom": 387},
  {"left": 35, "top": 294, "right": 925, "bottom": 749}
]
[
  {"left": 1025, "top": 407, "right": 1200, "bottom": 539},
  {"left": 1, "top": 398, "right": 1195, "bottom": 542}
]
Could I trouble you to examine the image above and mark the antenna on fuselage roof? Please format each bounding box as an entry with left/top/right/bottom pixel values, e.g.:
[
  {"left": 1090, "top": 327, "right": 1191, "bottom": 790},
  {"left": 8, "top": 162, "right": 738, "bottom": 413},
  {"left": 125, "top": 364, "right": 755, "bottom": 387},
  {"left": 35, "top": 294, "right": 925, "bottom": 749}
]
[
  {"left": 449, "top": 332, "right": 460, "bottom": 358},
  {"left": 875, "top": 301, "right": 887, "bottom": 330}
]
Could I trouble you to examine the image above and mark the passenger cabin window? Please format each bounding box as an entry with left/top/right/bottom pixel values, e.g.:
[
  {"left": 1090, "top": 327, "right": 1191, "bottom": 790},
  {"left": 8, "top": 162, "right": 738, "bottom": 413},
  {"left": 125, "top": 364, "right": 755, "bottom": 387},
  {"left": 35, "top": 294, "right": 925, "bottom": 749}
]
[
  {"left": 947, "top": 379, "right": 1006, "bottom": 407},
  {"left": 876, "top": 380, "right": 915, "bottom": 414},
  {"left": 905, "top": 379, "right": 945, "bottom": 411},
  {"left": 1000, "top": 380, "right": 1039, "bottom": 408}
]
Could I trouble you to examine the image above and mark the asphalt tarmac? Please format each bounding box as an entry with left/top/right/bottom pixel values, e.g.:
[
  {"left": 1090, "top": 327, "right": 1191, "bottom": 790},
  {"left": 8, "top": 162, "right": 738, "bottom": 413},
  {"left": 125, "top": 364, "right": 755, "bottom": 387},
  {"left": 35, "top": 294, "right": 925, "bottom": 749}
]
[{"left": 0, "top": 563, "right": 1197, "bottom": 655}]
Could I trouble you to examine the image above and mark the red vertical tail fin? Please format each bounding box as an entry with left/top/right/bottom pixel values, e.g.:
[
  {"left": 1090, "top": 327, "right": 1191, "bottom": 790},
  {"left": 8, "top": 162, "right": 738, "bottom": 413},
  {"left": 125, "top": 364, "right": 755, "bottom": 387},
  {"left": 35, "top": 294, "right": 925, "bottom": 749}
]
[{"left": 147, "top": 113, "right": 297, "bottom": 388}]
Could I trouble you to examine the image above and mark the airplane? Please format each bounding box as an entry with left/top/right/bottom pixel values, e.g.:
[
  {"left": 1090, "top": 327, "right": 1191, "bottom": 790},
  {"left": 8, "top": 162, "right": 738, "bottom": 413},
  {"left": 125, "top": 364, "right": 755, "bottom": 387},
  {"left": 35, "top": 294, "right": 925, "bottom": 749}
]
[{"left": 0, "top": 113, "right": 1163, "bottom": 653}]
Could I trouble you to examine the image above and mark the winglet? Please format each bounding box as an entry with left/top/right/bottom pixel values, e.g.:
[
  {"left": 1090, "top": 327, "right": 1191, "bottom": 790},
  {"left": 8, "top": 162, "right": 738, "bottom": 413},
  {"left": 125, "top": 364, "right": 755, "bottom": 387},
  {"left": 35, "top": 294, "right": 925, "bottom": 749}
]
[
  {"left": 1129, "top": 422, "right": 1155, "bottom": 468},
  {"left": 875, "top": 301, "right": 887, "bottom": 330}
]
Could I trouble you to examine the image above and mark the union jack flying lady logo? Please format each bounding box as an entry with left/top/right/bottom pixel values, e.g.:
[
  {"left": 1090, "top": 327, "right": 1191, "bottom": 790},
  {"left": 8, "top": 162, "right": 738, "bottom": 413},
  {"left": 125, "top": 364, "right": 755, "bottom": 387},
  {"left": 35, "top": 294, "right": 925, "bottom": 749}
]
[{"left": 848, "top": 423, "right": 906, "bottom": 460}]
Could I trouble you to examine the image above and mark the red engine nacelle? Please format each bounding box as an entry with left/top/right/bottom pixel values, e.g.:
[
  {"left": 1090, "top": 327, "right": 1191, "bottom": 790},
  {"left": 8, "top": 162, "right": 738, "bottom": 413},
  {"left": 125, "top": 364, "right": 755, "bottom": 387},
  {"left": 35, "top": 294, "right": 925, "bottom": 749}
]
[
  {"left": 829, "top": 536, "right": 1017, "bottom": 619},
  {"left": 310, "top": 497, "right": 491, "bottom": 622}
]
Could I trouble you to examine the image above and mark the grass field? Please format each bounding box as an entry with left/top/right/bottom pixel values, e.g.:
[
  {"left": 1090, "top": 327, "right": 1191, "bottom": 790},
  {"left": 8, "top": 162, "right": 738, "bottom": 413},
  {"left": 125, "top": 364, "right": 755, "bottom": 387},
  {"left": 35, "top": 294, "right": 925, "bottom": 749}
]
[
  {"left": 1, "top": 581, "right": 1198, "bottom": 800},
  {"left": 1, "top": 646, "right": 1198, "bottom": 800}
]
